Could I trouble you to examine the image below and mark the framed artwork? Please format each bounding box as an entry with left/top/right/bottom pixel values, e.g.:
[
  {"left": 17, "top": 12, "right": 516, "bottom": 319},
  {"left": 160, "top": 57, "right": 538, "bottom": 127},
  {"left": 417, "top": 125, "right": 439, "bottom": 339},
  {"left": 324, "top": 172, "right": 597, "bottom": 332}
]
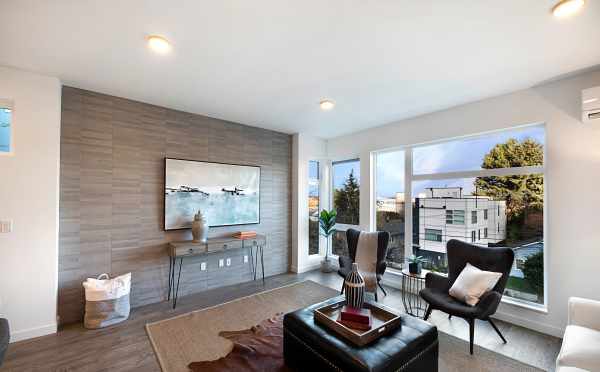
[{"left": 164, "top": 158, "right": 260, "bottom": 230}]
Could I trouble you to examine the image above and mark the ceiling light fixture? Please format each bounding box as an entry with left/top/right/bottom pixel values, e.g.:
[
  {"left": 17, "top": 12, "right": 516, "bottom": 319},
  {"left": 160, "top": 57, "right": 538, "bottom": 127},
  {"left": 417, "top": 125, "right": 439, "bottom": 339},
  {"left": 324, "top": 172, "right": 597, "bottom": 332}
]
[
  {"left": 552, "top": 0, "right": 585, "bottom": 18},
  {"left": 320, "top": 99, "right": 335, "bottom": 111},
  {"left": 147, "top": 35, "right": 171, "bottom": 54}
]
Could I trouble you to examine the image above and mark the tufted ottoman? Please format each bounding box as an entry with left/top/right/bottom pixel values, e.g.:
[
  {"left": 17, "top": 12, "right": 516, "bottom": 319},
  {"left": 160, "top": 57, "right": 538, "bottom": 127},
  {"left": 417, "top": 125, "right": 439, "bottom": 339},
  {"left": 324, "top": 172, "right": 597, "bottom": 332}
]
[{"left": 283, "top": 297, "right": 438, "bottom": 372}]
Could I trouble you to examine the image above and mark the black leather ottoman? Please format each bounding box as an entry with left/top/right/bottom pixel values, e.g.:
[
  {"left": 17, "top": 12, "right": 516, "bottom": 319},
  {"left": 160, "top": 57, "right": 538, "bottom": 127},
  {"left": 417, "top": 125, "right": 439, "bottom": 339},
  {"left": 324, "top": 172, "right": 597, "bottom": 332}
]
[{"left": 284, "top": 297, "right": 438, "bottom": 372}]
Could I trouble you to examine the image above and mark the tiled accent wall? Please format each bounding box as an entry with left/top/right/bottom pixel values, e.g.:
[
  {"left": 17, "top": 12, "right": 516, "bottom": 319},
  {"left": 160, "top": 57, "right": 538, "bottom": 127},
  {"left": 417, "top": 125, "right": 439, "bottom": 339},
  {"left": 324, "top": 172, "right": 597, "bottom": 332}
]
[{"left": 59, "top": 87, "right": 291, "bottom": 325}]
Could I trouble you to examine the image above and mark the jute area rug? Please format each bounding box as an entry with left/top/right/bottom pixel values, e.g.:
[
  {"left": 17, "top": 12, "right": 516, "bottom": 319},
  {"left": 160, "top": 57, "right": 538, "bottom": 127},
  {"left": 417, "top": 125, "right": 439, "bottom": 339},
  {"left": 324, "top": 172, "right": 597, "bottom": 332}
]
[{"left": 146, "top": 280, "right": 543, "bottom": 372}]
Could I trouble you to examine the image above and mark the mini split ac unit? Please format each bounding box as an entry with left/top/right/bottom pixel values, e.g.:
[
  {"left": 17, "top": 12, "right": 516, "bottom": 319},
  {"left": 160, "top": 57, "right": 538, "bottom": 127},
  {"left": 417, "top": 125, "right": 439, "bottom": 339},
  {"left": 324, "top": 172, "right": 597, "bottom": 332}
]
[{"left": 582, "top": 87, "right": 600, "bottom": 123}]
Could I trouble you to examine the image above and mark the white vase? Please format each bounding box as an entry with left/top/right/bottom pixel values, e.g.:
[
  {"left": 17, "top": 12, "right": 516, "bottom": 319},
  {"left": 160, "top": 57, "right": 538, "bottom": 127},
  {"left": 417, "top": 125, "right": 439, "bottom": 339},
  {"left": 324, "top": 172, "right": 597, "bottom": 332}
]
[{"left": 192, "top": 211, "right": 209, "bottom": 243}]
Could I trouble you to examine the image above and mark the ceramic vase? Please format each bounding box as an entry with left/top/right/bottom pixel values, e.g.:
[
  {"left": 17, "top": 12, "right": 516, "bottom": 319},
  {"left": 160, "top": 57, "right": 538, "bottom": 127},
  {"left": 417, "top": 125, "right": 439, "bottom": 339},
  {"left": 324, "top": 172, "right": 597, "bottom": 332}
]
[
  {"left": 344, "top": 263, "right": 365, "bottom": 309},
  {"left": 191, "top": 211, "right": 209, "bottom": 243}
]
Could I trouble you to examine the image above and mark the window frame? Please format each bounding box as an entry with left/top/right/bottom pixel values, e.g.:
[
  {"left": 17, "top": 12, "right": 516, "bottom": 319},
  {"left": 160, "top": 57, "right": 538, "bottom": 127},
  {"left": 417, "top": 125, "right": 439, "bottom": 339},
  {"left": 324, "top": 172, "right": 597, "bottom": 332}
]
[
  {"left": 308, "top": 160, "right": 321, "bottom": 256},
  {"left": 371, "top": 123, "right": 547, "bottom": 311}
]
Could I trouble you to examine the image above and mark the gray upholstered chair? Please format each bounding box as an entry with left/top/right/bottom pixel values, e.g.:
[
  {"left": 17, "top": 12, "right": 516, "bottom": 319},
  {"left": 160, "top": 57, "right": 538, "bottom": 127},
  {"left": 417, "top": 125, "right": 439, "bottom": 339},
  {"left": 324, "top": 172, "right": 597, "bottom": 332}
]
[
  {"left": 419, "top": 239, "right": 514, "bottom": 354},
  {"left": 338, "top": 229, "right": 390, "bottom": 301}
]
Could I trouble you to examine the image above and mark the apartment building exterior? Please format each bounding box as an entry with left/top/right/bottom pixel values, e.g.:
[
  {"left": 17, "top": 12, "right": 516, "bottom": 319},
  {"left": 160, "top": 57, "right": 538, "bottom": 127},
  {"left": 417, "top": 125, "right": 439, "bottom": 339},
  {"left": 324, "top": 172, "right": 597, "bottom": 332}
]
[{"left": 416, "top": 187, "right": 507, "bottom": 267}]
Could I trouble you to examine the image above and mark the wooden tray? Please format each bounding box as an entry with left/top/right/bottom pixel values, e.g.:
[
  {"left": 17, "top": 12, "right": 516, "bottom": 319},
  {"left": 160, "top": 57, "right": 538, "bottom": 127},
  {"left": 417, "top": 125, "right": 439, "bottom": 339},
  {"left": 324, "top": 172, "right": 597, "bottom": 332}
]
[{"left": 314, "top": 299, "right": 402, "bottom": 346}]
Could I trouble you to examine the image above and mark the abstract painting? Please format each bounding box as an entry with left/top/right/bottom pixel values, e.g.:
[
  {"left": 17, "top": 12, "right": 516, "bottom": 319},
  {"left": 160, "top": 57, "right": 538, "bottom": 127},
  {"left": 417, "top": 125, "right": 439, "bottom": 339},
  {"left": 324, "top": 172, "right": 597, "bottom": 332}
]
[{"left": 164, "top": 158, "right": 260, "bottom": 230}]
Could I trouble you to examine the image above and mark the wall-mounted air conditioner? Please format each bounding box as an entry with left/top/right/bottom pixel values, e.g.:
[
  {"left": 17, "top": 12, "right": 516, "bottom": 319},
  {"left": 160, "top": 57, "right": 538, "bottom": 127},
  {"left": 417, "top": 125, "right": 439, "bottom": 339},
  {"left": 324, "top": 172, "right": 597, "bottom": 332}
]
[{"left": 582, "top": 87, "right": 600, "bottom": 123}]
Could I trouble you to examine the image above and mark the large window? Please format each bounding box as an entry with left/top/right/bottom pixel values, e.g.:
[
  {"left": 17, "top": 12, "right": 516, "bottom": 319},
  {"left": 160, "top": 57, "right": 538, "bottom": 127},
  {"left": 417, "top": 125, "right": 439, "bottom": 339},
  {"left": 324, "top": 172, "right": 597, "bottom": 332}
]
[
  {"left": 374, "top": 124, "right": 545, "bottom": 306},
  {"left": 375, "top": 150, "right": 407, "bottom": 269},
  {"left": 308, "top": 161, "right": 320, "bottom": 255},
  {"left": 0, "top": 106, "right": 12, "bottom": 154},
  {"left": 332, "top": 159, "right": 360, "bottom": 256}
]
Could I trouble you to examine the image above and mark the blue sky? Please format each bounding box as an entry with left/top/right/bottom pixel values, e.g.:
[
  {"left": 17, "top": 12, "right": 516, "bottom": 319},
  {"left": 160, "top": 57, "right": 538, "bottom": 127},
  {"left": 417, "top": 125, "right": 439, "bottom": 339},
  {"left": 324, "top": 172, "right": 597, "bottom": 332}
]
[
  {"left": 0, "top": 108, "right": 11, "bottom": 153},
  {"left": 331, "top": 126, "right": 545, "bottom": 198}
]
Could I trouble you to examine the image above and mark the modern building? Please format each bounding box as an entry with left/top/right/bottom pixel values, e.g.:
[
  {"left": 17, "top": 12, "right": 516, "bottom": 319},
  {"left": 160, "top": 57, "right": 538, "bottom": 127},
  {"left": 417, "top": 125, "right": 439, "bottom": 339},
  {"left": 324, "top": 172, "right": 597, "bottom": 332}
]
[{"left": 416, "top": 187, "right": 507, "bottom": 267}]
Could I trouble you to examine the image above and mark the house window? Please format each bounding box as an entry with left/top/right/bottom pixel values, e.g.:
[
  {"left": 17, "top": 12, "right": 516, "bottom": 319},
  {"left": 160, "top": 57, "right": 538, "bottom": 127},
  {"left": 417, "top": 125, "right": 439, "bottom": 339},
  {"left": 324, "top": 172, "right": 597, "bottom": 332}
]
[
  {"left": 332, "top": 159, "right": 360, "bottom": 256},
  {"left": 377, "top": 124, "right": 546, "bottom": 306},
  {"left": 446, "top": 210, "right": 465, "bottom": 225},
  {"left": 0, "top": 106, "right": 12, "bottom": 154},
  {"left": 516, "top": 259, "right": 526, "bottom": 271},
  {"left": 375, "top": 150, "right": 406, "bottom": 269},
  {"left": 425, "top": 229, "right": 442, "bottom": 242},
  {"left": 308, "top": 161, "right": 320, "bottom": 255}
]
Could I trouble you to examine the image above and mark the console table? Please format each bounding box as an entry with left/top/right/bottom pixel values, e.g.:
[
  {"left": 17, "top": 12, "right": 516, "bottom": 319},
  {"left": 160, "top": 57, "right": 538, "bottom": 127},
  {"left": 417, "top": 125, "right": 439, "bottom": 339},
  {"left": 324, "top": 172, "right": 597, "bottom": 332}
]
[{"left": 167, "top": 235, "right": 266, "bottom": 308}]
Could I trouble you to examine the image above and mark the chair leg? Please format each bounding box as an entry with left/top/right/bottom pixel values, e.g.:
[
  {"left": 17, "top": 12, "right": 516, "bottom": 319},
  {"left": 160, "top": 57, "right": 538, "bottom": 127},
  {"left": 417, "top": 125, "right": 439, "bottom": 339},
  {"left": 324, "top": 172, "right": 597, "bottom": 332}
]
[
  {"left": 448, "top": 314, "right": 452, "bottom": 320},
  {"left": 468, "top": 318, "right": 475, "bottom": 355},
  {"left": 488, "top": 318, "right": 507, "bottom": 344},
  {"left": 374, "top": 289, "right": 378, "bottom": 302},
  {"left": 423, "top": 305, "right": 433, "bottom": 321},
  {"left": 377, "top": 281, "right": 387, "bottom": 296},
  {"left": 340, "top": 282, "right": 345, "bottom": 294}
]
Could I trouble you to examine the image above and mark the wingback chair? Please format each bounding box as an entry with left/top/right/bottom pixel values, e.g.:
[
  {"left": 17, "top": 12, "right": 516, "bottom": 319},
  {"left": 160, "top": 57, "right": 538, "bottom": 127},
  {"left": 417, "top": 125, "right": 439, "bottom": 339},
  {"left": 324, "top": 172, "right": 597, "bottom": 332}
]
[
  {"left": 338, "top": 229, "right": 390, "bottom": 301},
  {"left": 419, "top": 239, "right": 515, "bottom": 354}
]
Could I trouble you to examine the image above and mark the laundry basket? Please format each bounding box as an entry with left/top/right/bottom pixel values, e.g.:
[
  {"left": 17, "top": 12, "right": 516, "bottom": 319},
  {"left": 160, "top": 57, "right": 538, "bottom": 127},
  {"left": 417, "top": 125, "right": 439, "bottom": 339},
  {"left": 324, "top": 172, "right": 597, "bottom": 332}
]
[{"left": 83, "top": 273, "right": 131, "bottom": 329}]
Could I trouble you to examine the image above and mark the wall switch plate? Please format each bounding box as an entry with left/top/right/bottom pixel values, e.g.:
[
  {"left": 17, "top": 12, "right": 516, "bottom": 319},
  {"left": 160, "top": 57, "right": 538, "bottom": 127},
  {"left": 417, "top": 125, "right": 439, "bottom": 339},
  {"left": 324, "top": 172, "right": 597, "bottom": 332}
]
[
  {"left": 200, "top": 262, "right": 207, "bottom": 271},
  {"left": 244, "top": 255, "right": 248, "bottom": 263},
  {"left": 219, "top": 259, "right": 224, "bottom": 268},
  {"left": 226, "top": 258, "right": 231, "bottom": 266},
  {"left": 0, "top": 220, "right": 12, "bottom": 233}
]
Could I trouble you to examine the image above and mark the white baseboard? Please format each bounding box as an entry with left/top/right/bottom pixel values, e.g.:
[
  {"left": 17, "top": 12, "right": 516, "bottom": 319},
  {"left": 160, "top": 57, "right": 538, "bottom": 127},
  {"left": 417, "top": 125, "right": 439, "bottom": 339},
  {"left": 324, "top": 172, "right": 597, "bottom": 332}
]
[
  {"left": 10, "top": 323, "right": 57, "bottom": 343},
  {"left": 292, "top": 262, "right": 324, "bottom": 273}
]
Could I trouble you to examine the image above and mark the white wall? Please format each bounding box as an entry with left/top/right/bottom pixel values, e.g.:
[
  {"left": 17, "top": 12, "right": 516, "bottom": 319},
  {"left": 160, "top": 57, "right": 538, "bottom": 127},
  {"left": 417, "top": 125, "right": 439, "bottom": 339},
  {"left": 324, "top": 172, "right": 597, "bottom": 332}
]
[
  {"left": 291, "top": 133, "right": 328, "bottom": 273},
  {"left": 0, "top": 66, "right": 61, "bottom": 342},
  {"left": 326, "top": 68, "right": 600, "bottom": 337}
]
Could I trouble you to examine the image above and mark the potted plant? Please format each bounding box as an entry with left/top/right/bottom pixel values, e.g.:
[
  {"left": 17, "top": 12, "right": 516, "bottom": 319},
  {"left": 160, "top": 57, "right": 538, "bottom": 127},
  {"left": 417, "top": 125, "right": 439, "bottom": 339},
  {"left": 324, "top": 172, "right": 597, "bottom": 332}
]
[
  {"left": 319, "top": 209, "right": 337, "bottom": 273},
  {"left": 408, "top": 255, "right": 426, "bottom": 275}
]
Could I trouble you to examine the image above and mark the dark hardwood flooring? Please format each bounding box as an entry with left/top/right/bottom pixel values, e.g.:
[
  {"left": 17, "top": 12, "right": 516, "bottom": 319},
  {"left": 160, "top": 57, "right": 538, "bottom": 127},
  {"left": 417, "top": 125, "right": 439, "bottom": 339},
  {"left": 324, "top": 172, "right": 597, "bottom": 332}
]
[{"left": 1, "top": 271, "right": 561, "bottom": 371}]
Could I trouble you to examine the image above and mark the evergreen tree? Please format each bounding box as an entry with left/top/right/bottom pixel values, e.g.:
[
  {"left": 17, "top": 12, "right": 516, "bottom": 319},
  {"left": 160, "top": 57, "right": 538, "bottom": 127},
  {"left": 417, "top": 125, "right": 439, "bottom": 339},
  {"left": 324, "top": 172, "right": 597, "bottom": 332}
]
[
  {"left": 334, "top": 170, "right": 360, "bottom": 225},
  {"left": 475, "top": 138, "right": 544, "bottom": 219}
]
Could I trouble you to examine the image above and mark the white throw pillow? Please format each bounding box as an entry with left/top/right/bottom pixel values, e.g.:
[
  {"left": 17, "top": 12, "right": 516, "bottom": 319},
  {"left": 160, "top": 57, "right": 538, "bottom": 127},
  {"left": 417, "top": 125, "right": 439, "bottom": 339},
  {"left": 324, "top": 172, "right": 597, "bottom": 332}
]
[{"left": 449, "top": 263, "right": 502, "bottom": 306}]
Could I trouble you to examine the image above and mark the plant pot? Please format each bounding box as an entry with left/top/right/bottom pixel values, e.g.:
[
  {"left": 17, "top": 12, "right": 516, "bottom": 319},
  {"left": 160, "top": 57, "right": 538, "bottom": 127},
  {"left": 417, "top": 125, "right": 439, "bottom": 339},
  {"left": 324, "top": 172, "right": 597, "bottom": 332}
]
[
  {"left": 321, "top": 259, "right": 335, "bottom": 273},
  {"left": 409, "top": 262, "right": 422, "bottom": 275}
]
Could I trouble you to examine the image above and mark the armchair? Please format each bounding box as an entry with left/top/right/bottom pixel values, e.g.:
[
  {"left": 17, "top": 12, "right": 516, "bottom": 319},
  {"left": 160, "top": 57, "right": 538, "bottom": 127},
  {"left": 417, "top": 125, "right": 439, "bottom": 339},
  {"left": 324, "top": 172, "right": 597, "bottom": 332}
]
[
  {"left": 337, "top": 229, "right": 390, "bottom": 301},
  {"left": 419, "top": 239, "right": 514, "bottom": 354},
  {"left": 556, "top": 297, "right": 600, "bottom": 372}
]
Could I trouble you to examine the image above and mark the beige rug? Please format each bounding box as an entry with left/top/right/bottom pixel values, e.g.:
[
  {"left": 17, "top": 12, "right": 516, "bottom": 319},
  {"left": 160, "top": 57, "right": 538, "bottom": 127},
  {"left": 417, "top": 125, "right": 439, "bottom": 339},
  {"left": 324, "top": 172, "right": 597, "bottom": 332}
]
[{"left": 146, "top": 280, "right": 544, "bottom": 372}]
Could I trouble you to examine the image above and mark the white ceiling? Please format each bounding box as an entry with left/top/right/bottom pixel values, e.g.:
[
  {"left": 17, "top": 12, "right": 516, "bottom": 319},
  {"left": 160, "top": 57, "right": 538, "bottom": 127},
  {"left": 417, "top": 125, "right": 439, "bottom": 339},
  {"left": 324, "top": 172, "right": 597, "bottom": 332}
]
[{"left": 1, "top": 1, "right": 599, "bottom": 138}]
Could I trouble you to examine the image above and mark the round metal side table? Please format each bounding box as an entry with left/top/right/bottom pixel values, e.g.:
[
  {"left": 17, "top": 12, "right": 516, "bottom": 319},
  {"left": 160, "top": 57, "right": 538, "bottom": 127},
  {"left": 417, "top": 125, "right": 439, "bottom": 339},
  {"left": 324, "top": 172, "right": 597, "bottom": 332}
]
[{"left": 400, "top": 269, "right": 428, "bottom": 319}]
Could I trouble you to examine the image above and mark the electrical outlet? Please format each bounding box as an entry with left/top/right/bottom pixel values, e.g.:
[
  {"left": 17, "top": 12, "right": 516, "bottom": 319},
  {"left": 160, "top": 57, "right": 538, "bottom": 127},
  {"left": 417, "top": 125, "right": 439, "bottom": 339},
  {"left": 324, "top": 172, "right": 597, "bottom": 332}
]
[
  {"left": 219, "top": 259, "right": 224, "bottom": 267},
  {"left": 0, "top": 220, "right": 13, "bottom": 233},
  {"left": 244, "top": 255, "right": 248, "bottom": 263},
  {"left": 226, "top": 258, "right": 231, "bottom": 266},
  {"left": 200, "top": 262, "right": 207, "bottom": 271}
]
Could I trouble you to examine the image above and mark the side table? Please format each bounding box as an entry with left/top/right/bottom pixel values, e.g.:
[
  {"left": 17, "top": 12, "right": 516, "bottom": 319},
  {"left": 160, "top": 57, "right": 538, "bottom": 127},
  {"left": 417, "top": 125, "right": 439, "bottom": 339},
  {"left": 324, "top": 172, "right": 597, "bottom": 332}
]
[{"left": 401, "top": 269, "right": 429, "bottom": 318}]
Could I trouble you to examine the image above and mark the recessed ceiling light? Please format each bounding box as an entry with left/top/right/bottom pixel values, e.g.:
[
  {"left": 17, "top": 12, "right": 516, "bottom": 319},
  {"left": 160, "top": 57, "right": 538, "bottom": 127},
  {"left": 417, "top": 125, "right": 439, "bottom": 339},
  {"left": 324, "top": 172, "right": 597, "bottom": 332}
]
[
  {"left": 320, "top": 99, "right": 335, "bottom": 111},
  {"left": 147, "top": 35, "right": 171, "bottom": 54},
  {"left": 552, "top": 0, "right": 585, "bottom": 18}
]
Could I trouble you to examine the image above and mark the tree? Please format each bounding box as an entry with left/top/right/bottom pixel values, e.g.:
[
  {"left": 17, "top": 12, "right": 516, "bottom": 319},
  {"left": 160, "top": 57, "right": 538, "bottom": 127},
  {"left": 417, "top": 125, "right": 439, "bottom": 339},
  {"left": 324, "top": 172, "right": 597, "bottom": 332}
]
[
  {"left": 475, "top": 138, "right": 543, "bottom": 216},
  {"left": 334, "top": 170, "right": 360, "bottom": 225},
  {"left": 522, "top": 251, "right": 544, "bottom": 298}
]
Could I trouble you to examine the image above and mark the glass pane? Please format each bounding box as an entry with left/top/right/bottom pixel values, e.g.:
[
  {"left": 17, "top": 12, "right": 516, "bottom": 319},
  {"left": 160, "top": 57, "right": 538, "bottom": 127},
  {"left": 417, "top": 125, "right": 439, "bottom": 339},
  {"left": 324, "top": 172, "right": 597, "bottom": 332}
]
[
  {"left": 412, "top": 174, "right": 544, "bottom": 304},
  {"left": 0, "top": 107, "right": 12, "bottom": 153},
  {"left": 375, "top": 150, "right": 406, "bottom": 270},
  {"left": 413, "top": 125, "right": 544, "bottom": 174},
  {"left": 332, "top": 160, "right": 360, "bottom": 225},
  {"left": 332, "top": 229, "right": 349, "bottom": 257},
  {"left": 308, "top": 161, "right": 320, "bottom": 255}
]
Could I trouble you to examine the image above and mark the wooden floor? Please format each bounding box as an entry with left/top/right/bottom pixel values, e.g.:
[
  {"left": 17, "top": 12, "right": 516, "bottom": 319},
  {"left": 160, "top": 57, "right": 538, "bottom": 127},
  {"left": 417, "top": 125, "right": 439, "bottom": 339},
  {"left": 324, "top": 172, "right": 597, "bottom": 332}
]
[{"left": 1, "top": 270, "right": 562, "bottom": 372}]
